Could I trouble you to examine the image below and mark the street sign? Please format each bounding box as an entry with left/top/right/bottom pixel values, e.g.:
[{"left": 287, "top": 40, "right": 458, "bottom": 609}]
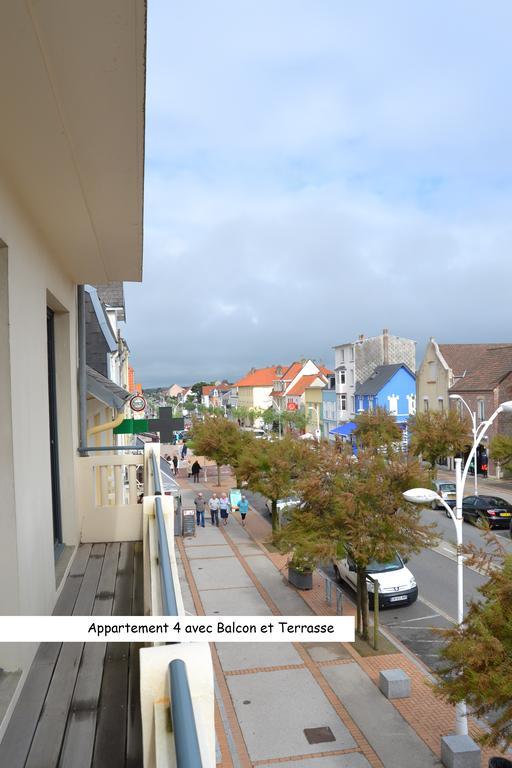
[
  {"left": 287, "top": 402, "right": 298, "bottom": 411},
  {"left": 129, "top": 394, "right": 147, "bottom": 412},
  {"left": 182, "top": 508, "right": 196, "bottom": 537}
]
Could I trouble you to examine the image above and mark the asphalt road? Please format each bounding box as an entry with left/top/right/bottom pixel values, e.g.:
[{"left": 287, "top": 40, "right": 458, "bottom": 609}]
[{"left": 244, "top": 489, "right": 511, "bottom": 671}]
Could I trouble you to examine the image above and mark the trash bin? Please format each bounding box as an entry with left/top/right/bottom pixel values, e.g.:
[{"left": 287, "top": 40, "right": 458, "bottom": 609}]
[{"left": 489, "top": 758, "right": 512, "bottom": 767}]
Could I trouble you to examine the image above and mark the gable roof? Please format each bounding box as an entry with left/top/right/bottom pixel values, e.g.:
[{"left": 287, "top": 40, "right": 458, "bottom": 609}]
[
  {"left": 440, "top": 344, "right": 512, "bottom": 391},
  {"left": 356, "top": 364, "right": 414, "bottom": 397},
  {"left": 287, "top": 374, "right": 327, "bottom": 397},
  {"left": 235, "top": 366, "right": 284, "bottom": 388}
]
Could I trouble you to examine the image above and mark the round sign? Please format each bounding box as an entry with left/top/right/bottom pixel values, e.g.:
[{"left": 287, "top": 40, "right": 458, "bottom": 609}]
[
  {"left": 129, "top": 394, "right": 146, "bottom": 412},
  {"left": 315, "top": 427, "right": 321, "bottom": 439}
]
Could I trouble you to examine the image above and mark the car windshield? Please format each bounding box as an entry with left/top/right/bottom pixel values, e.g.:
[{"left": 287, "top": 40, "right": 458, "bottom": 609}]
[
  {"left": 366, "top": 554, "right": 403, "bottom": 573},
  {"left": 439, "top": 483, "right": 456, "bottom": 492},
  {"left": 484, "top": 497, "right": 509, "bottom": 509}
]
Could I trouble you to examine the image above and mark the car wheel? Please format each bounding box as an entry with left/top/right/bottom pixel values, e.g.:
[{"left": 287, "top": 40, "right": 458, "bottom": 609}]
[{"left": 431, "top": 500, "right": 438, "bottom": 511}]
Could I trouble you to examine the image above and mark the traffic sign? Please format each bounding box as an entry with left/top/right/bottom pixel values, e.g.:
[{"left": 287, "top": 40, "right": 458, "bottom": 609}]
[{"left": 129, "top": 394, "right": 147, "bottom": 412}]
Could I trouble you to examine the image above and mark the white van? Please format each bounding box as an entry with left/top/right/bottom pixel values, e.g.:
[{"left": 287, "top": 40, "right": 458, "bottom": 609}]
[{"left": 333, "top": 550, "right": 418, "bottom": 609}]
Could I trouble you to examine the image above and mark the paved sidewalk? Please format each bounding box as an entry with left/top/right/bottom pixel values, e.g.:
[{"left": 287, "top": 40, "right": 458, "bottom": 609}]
[{"left": 175, "top": 467, "right": 507, "bottom": 768}]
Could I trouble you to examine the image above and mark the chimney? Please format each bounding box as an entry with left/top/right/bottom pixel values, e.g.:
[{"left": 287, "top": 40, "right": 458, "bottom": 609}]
[{"left": 383, "top": 328, "right": 389, "bottom": 364}]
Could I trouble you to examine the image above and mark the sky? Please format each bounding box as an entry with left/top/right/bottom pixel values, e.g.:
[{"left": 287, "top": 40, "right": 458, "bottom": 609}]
[{"left": 125, "top": 1, "right": 512, "bottom": 387}]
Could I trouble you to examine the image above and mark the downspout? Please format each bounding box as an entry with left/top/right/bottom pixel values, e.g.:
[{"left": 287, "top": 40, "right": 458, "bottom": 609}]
[
  {"left": 78, "top": 285, "right": 88, "bottom": 456},
  {"left": 87, "top": 410, "right": 126, "bottom": 440}
]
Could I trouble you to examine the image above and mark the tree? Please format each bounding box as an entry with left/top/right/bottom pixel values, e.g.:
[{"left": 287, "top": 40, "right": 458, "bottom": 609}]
[
  {"left": 490, "top": 433, "right": 512, "bottom": 471},
  {"left": 237, "top": 435, "right": 310, "bottom": 532},
  {"left": 282, "top": 408, "right": 307, "bottom": 433},
  {"left": 190, "top": 381, "right": 212, "bottom": 399},
  {"left": 190, "top": 416, "right": 249, "bottom": 485},
  {"left": 409, "top": 410, "right": 471, "bottom": 474},
  {"left": 276, "top": 443, "right": 436, "bottom": 640},
  {"left": 353, "top": 407, "right": 403, "bottom": 453},
  {"left": 434, "top": 546, "right": 512, "bottom": 748}
]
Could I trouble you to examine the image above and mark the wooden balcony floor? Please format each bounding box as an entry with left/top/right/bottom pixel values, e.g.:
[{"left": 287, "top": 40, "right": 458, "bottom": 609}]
[{"left": 0, "top": 542, "right": 144, "bottom": 768}]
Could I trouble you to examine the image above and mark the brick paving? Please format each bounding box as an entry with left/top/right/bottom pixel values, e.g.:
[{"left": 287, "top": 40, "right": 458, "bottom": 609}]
[{"left": 176, "top": 454, "right": 510, "bottom": 767}]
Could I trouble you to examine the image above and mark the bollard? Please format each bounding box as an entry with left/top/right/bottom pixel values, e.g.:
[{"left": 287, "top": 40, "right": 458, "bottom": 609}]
[
  {"left": 336, "top": 587, "right": 343, "bottom": 615},
  {"left": 325, "top": 578, "right": 332, "bottom": 605}
]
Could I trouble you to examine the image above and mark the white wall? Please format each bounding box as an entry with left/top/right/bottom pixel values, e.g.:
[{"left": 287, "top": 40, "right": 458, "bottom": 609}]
[
  {"left": 253, "top": 385, "right": 273, "bottom": 410},
  {"left": 0, "top": 178, "right": 80, "bottom": 671}
]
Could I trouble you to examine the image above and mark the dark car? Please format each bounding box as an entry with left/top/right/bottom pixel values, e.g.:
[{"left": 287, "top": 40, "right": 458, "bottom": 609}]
[{"left": 462, "top": 495, "right": 512, "bottom": 529}]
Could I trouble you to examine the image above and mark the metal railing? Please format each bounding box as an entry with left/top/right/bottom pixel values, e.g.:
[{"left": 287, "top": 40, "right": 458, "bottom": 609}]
[
  {"left": 169, "top": 660, "right": 203, "bottom": 767},
  {"left": 154, "top": 496, "right": 179, "bottom": 616}
]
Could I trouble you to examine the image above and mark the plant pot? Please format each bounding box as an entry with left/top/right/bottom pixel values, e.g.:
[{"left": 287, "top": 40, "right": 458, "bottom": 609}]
[{"left": 288, "top": 566, "right": 313, "bottom": 590}]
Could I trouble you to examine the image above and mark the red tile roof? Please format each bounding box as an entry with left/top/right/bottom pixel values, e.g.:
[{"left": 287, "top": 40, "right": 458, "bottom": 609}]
[
  {"left": 235, "top": 366, "right": 284, "bottom": 388},
  {"left": 439, "top": 344, "right": 512, "bottom": 392}
]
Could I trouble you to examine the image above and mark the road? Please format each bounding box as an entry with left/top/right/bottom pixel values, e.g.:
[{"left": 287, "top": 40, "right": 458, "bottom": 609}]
[{"left": 245, "top": 489, "right": 511, "bottom": 671}]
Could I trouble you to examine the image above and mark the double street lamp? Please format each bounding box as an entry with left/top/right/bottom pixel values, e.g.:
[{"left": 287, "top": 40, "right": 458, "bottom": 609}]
[
  {"left": 403, "top": 399, "right": 512, "bottom": 736},
  {"left": 449, "top": 393, "right": 479, "bottom": 495}
]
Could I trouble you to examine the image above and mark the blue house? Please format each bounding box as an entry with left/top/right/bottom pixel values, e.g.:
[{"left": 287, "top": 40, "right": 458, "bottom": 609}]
[{"left": 355, "top": 364, "right": 416, "bottom": 446}]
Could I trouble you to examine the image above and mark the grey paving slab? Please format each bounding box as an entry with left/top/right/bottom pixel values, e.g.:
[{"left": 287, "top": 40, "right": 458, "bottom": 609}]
[
  {"left": 190, "top": 557, "right": 254, "bottom": 591},
  {"left": 258, "top": 754, "right": 371, "bottom": 768},
  {"left": 304, "top": 642, "right": 351, "bottom": 662},
  {"left": 184, "top": 525, "right": 226, "bottom": 546},
  {"left": 227, "top": 668, "right": 356, "bottom": 762},
  {"left": 237, "top": 543, "right": 264, "bottom": 556},
  {"left": 186, "top": 545, "right": 234, "bottom": 559},
  {"left": 200, "top": 586, "right": 270, "bottom": 616},
  {"left": 223, "top": 524, "right": 252, "bottom": 544},
  {"left": 321, "top": 663, "right": 439, "bottom": 768},
  {"left": 216, "top": 641, "right": 302, "bottom": 671},
  {"left": 245, "top": 555, "right": 314, "bottom": 615}
]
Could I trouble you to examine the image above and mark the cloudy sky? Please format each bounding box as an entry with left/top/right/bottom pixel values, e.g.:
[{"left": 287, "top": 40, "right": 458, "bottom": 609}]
[{"left": 125, "top": 1, "right": 512, "bottom": 387}]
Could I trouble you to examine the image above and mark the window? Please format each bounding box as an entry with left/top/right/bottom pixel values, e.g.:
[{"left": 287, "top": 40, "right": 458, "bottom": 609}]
[
  {"left": 349, "top": 347, "right": 354, "bottom": 362},
  {"left": 407, "top": 394, "right": 416, "bottom": 415},
  {"left": 477, "top": 399, "right": 485, "bottom": 420},
  {"left": 423, "top": 397, "right": 429, "bottom": 413},
  {"left": 340, "top": 393, "right": 347, "bottom": 411},
  {"left": 351, "top": 395, "right": 355, "bottom": 413},
  {"left": 339, "top": 349, "right": 344, "bottom": 362},
  {"left": 350, "top": 369, "right": 354, "bottom": 385},
  {"left": 388, "top": 394, "right": 398, "bottom": 415},
  {"left": 338, "top": 371, "right": 345, "bottom": 387},
  {"left": 438, "top": 397, "right": 444, "bottom": 413},
  {"left": 368, "top": 397, "right": 374, "bottom": 412}
]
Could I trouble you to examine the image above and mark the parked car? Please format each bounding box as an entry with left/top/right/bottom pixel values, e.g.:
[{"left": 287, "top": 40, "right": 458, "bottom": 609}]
[
  {"left": 461, "top": 495, "right": 512, "bottom": 529},
  {"left": 333, "top": 550, "right": 418, "bottom": 609},
  {"left": 265, "top": 495, "right": 301, "bottom": 525},
  {"left": 431, "top": 481, "right": 457, "bottom": 514}
]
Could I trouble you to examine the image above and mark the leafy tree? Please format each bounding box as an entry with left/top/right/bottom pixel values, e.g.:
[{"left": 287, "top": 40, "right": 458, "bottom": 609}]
[
  {"left": 434, "top": 546, "right": 512, "bottom": 748},
  {"left": 490, "top": 433, "right": 512, "bottom": 471},
  {"left": 262, "top": 407, "right": 278, "bottom": 429},
  {"left": 282, "top": 408, "right": 307, "bottom": 433},
  {"left": 409, "top": 410, "right": 471, "bottom": 474},
  {"left": 190, "top": 416, "right": 248, "bottom": 485},
  {"left": 237, "top": 435, "right": 310, "bottom": 532},
  {"left": 190, "top": 381, "right": 212, "bottom": 399},
  {"left": 276, "top": 444, "right": 436, "bottom": 640},
  {"left": 353, "top": 407, "right": 402, "bottom": 453}
]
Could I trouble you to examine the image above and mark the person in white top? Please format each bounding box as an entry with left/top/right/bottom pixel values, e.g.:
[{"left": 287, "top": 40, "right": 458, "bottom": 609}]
[{"left": 208, "top": 493, "right": 220, "bottom": 526}]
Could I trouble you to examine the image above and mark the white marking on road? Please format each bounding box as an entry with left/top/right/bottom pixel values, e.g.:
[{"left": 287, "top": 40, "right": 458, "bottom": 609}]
[
  {"left": 417, "top": 595, "right": 456, "bottom": 624},
  {"left": 389, "top": 613, "right": 440, "bottom": 624}
]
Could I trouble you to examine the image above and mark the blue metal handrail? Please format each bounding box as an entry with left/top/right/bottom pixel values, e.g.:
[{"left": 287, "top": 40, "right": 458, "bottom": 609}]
[
  {"left": 154, "top": 496, "right": 178, "bottom": 616},
  {"left": 169, "top": 659, "right": 203, "bottom": 767},
  {"left": 151, "top": 450, "right": 162, "bottom": 495}
]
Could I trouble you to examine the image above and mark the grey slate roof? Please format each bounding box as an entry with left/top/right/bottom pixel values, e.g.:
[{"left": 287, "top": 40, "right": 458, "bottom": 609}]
[
  {"left": 86, "top": 365, "right": 132, "bottom": 409},
  {"left": 94, "top": 282, "right": 126, "bottom": 321},
  {"left": 355, "top": 364, "right": 414, "bottom": 396}
]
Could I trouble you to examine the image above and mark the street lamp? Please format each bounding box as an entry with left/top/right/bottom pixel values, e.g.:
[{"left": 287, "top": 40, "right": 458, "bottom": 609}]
[
  {"left": 449, "top": 394, "right": 478, "bottom": 494},
  {"left": 404, "top": 399, "right": 512, "bottom": 737}
]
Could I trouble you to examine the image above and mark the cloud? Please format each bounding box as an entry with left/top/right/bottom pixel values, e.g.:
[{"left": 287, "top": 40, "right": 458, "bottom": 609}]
[{"left": 125, "top": 1, "right": 512, "bottom": 386}]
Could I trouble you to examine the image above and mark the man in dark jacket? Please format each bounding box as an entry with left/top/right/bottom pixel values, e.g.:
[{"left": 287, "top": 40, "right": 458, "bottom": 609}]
[{"left": 191, "top": 460, "right": 201, "bottom": 483}]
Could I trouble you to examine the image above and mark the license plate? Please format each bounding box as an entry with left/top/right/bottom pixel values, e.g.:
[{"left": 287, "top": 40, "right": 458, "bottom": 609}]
[
  {"left": 499, "top": 512, "right": 511, "bottom": 517},
  {"left": 390, "top": 595, "right": 408, "bottom": 602}
]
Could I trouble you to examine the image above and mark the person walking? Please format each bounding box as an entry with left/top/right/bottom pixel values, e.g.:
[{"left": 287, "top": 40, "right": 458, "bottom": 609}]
[
  {"left": 237, "top": 495, "right": 249, "bottom": 527},
  {"left": 172, "top": 455, "right": 178, "bottom": 476},
  {"left": 194, "top": 492, "right": 206, "bottom": 528},
  {"left": 181, "top": 442, "right": 188, "bottom": 460},
  {"left": 219, "top": 492, "right": 231, "bottom": 525},
  {"left": 191, "top": 459, "right": 201, "bottom": 483},
  {"left": 208, "top": 493, "right": 220, "bottom": 526}
]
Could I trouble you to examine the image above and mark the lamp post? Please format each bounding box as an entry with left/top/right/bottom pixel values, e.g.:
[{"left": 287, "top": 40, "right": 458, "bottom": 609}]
[
  {"left": 449, "top": 393, "right": 478, "bottom": 495},
  {"left": 404, "top": 399, "right": 512, "bottom": 737}
]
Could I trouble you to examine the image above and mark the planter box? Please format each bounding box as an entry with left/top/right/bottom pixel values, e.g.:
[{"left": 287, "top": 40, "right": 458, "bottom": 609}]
[{"left": 288, "top": 566, "right": 313, "bottom": 590}]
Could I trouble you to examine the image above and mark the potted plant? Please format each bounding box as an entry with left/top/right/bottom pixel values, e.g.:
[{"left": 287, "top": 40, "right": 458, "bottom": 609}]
[{"left": 287, "top": 549, "right": 315, "bottom": 590}]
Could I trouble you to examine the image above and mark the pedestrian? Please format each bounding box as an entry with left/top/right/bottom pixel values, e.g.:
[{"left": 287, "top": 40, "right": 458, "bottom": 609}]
[
  {"left": 172, "top": 455, "right": 178, "bottom": 475},
  {"left": 194, "top": 492, "right": 206, "bottom": 528},
  {"left": 237, "top": 495, "right": 249, "bottom": 527},
  {"left": 219, "top": 492, "right": 230, "bottom": 525},
  {"left": 208, "top": 493, "right": 220, "bottom": 526},
  {"left": 191, "top": 460, "right": 201, "bottom": 483},
  {"left": 181, "top": 442, "right": 188, "bottom": 460}
]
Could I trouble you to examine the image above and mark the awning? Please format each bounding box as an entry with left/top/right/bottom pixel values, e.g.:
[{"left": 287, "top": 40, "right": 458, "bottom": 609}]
[
  {"left": 329, "top": 422, "right": 357, "bottom": 436},
  {"left": 86, "top": 365, "right": 132, "bottom": 410}
]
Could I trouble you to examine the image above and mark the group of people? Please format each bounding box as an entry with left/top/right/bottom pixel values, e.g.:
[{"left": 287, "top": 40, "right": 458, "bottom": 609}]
[
  {"left": 164, "top": 449, "right": 202, "bottom": 482},
  {"left": 193, "top": 492, "right": 250, "bottom": 528}
]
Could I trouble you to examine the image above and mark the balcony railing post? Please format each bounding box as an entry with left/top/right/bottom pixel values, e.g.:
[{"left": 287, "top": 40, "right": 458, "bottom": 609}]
[{"left": 169, "top": 659, "right": 203, "bottom": 767}]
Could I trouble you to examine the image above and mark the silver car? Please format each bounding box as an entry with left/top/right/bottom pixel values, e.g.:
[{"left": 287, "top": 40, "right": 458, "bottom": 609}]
[{"left": 432, "top": 481, "right": 456, "bottom": 514}]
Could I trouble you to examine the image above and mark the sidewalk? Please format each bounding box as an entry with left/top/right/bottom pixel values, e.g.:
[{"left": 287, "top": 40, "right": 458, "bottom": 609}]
[
  {"left": 176, "top": 468, "right": 505, "bottom": 768},
  {"left": 438, "top": 467, "right": 512, "bottom": 500}
]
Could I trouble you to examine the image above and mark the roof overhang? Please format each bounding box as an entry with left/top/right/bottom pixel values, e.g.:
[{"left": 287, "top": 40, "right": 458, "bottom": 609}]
[
  {"left": 87, "top": 365, "right": 132, "bottom": 410},
  {"left": 0, "top": 1, "right": 146, "bottom": 283}
]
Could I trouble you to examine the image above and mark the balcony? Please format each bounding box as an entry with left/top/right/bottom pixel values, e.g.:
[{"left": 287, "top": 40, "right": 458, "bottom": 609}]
[{"left": 0, "top": 444, "right": 214, "bottom": 768}]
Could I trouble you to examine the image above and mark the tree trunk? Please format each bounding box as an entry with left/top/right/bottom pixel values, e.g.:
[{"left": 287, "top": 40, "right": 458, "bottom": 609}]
[
  {"left": 357, "top": 569, "right": 369, "bottom": 641},
  {"left": 271, "top": 499, "right": 280, "bottom": 534},
  {"left": 216, "top": 463, "right": 221, "bottom": 486}
]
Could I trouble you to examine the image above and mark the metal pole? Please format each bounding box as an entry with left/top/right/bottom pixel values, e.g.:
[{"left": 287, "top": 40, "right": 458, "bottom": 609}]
[
  {"left": 169, "top": 659, "right": 203, "bottom": 767},
  {"left": 77, "top": 286, "right": 88, "bottom": 456},
  {"left": 336, "top": 587, "right": 343, "bottom": 615},
  {"left": 155, "top": 496, "right": 178, "bottom": 615},
  {"left": 325, "top": 578, "right": 332, "bottom": 605},
  {"left": 454, "top": 457, "right": 468, "bottom": 735},
  {"left": 472, "top": 414, "right": 478, "bottom": 496}
]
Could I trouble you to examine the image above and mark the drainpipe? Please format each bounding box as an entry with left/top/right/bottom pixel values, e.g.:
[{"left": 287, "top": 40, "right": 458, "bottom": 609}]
[{"left": 78, "top": 285, "right": 88, "bottom": 456}]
